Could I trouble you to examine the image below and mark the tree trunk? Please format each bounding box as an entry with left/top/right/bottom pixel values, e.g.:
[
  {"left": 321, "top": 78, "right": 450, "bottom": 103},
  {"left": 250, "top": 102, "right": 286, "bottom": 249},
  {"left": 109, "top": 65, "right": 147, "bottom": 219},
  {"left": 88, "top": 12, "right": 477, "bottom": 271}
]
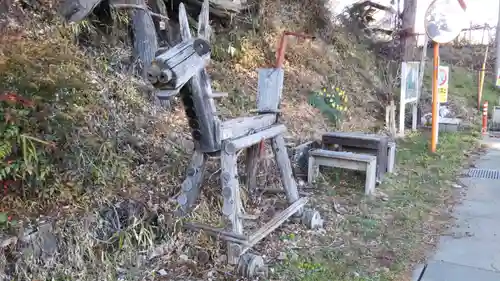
[
  {"left": 401, "top": 0, "right": 416, "bottom": 60},
  {"left": 149, "top": 0, "right": 170, "bottom": 47}
]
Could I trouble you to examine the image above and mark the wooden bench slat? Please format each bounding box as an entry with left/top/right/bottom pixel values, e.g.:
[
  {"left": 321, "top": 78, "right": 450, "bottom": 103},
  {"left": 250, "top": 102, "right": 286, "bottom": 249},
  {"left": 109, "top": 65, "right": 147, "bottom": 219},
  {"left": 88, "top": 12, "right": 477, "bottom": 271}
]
[
  {"left": 310, "top": 149, "right": 376, "bottom": 162},
  {"left": 322, "top": 131, "right": 387, "bottom": 141}
]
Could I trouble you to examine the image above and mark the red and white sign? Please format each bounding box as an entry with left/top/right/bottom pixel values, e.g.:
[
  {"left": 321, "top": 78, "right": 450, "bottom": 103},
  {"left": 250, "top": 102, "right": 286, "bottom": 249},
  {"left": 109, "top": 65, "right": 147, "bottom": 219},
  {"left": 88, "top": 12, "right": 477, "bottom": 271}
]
[
  {"left": 438, "top": 66, "right": 449, "bottom": 103},
  {"left": 496, "top": 68, "right": 500, "bottom": 87},
  {"left": 438, "top": 67, "right": 448, "bottom": 86}
]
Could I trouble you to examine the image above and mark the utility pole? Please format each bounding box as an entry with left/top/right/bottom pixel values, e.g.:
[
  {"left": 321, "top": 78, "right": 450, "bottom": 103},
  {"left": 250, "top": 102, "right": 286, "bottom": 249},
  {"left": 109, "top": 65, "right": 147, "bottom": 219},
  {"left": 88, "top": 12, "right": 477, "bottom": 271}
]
[
  {"left": 399, "top": 0, "right": 418, "bottom": 135},
  {"left": 401, "top": 0, "right": 417, "bottom": 61},
  {"left": 496, "top": 1, "right": 500, "bottom": 87}
]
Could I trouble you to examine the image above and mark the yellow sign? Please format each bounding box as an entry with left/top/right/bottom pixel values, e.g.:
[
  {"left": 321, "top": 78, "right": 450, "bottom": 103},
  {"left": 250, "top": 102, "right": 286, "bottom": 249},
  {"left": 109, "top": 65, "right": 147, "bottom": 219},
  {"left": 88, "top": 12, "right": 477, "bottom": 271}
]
[{"left": 438, "top": 87, "right": 448, "bottom": 103}]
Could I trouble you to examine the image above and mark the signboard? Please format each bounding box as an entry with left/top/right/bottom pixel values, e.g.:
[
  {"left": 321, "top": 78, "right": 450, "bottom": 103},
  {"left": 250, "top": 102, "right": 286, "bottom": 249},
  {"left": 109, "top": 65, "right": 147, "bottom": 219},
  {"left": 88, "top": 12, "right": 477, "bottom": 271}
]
[
  {"left": 437, "top": 66, "right": 449, "bottom": 103},
  {"left": 399, "top": 61, "right": 421, "bottom": 136},
  {"left": 401, "top": 62, "right": 420, "bottom": 103},
  {"left": 496, "top": 68, "right": 500, "bottom": 87}
]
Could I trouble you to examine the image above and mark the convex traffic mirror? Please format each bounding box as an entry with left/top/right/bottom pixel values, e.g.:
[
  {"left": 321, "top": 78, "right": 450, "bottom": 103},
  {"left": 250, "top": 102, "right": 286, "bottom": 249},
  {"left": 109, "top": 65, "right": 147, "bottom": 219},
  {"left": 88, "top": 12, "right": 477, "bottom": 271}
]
[{"left": 424, "top": 0, "right": 468, "bottom": 43}]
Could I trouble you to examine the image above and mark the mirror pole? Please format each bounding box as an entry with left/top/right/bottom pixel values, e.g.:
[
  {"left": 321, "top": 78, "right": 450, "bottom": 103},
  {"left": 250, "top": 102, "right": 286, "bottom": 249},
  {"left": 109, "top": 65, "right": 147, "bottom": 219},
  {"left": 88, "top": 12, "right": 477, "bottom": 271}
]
[{"left": 431, "top": 42, "right": 440, "bottom": 153}]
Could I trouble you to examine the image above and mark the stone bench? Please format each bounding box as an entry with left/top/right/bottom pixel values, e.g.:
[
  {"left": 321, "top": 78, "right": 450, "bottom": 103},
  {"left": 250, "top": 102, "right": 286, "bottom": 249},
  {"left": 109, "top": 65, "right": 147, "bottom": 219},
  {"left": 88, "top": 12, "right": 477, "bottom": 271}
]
[
  {"left": 332, "top": 141, "right": 396, "bottom": 174},
  {"left": 308, "top": 149, "right": 377, "bottom": 195},
  {"left": 387, "top": 141, "right": 396, "bottom": 173},
  {"left": 322, "top": 132, "right": 390, "bottom": 182}
]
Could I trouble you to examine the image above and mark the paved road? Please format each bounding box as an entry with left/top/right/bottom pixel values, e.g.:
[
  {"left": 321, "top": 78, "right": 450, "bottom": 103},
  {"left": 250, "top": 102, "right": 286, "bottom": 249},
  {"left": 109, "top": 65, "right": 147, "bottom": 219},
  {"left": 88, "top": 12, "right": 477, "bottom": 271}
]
[{"left": 416, "top": 136, "right": 500, "bottom": 281}]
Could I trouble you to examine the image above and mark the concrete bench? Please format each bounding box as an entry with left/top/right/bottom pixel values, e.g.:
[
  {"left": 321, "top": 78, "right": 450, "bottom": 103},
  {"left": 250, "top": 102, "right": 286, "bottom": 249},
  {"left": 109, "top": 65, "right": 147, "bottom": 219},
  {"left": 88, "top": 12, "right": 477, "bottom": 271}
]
[
  {"left": 333, "top": 141, "right": 396, "bottom": 174},
  {"left": 322, "top": 132, "right": 390, "bottom": 182},
  {"left": 308, "top": 149, "right": 377, "bottom": 195},
  {"left": 387, "top": 141, "right": 396, "bottom": 173}
]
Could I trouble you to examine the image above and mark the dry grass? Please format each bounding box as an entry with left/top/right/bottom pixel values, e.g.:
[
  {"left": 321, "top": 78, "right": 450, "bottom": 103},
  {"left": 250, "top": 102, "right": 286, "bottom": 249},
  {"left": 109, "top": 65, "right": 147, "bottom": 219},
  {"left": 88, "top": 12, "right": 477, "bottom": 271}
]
[
  {"left": 269, "top": 131, "right": 481, "bottom": 281},
  {"left": 0, "top": 19, "right": 199, "bottom": 280},
  {"left": 0, "top": 1, "right": 484, "bottom": 281}
]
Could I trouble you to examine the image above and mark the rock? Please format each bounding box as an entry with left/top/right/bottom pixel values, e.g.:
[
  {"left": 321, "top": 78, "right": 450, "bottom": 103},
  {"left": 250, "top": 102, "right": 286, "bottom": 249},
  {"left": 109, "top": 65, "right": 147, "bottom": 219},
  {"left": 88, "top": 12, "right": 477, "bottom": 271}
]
[
  {"left": 197, "top": 250, "right": 210, "bottom": 265},
  {"left": 179, "top": 254, "right": 189, "bottom": 261},
  {"left": 421, "top": 112, "right": 432, "bottom": 126},
  {"left": 217, "top": 254, "right": 227, "bottom": 263},
  {"left": 125, "top": 135, "right": 143, "bottom": 150},
  {"left": 148, "top": 241, "right": 174, "bottom": 260},
  {"left": 332, "top": 201, "right": 347, "bottom": 214},
  {"left": 289, "top": 252, "right": 299, "bottom": 261},
  {"left": 180, "top": 138, "right": 194, "bottom": 152},
  {"left": 21, "top": 222, "right": 58, "bottom": 261},
  {"left": 227, "top": 45, "right": 237, "bottom": 57},
  {"left": 375, "top": 190, "right": 389, "bottom": 201},
  {"left": 0, "top": 235, "right": 17, "bottom": 248},
  {"left": 439, "top": 105, "right": 451, "bottom": 118},
  {"left": 277, "top": 252, "right": 287, "bottom": 260},
  {"left": 157, "top": 269, "right": 168, "bottom": 276}
]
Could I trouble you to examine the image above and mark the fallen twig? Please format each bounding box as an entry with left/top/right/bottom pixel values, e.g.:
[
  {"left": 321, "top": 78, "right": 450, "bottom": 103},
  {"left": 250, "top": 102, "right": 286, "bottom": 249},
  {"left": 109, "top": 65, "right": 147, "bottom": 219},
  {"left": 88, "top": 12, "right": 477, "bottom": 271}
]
[{"left": 111, "top": 4, "right": 169, "bottom": 21}]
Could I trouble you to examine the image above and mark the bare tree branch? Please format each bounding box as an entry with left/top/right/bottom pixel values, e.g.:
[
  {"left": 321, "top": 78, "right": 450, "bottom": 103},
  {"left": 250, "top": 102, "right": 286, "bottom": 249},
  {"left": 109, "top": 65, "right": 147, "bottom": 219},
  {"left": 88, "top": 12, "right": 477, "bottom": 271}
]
[{"left": 111, "top": 3, "right": 169, "bottom": 21}]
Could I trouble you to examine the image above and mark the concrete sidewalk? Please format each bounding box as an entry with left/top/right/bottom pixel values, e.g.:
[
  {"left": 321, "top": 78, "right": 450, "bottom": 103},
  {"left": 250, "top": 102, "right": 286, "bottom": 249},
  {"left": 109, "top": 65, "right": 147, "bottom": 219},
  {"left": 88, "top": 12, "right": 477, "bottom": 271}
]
[{"left": 415, "top": 136, "right": 500, "bottom": 281}]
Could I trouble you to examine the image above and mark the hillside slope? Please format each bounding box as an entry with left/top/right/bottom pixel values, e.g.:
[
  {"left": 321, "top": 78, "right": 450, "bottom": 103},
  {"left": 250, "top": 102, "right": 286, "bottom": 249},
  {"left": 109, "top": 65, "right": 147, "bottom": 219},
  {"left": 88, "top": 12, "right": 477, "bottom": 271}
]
[{"left": 0, "top": 0, "right": 487, "bottom": 280}]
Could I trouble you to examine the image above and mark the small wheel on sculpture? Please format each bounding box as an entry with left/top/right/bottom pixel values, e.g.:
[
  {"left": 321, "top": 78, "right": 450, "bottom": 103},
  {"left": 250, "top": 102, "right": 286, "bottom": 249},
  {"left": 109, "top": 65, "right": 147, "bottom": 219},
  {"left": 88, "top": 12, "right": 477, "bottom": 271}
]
[
  {"left": 237, "top": 253, "right": 268, "bottom": 279},
  {"left": 301, "top": 208, "right": 324, "bottom": 229}
]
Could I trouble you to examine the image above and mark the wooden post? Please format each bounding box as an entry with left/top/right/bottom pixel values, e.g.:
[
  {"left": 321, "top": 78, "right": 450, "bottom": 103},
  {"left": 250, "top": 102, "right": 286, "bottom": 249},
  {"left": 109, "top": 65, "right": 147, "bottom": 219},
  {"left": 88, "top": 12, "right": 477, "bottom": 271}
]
[
  {"left": 130, "top": 0, "right": 158, "bottom": 78},
  {"left": 245, "top": 145, "right": 260, "bottom": 200},
  {"left": 386, "top": 100, "right": 396, "bottom": 137},
  {"left": 177, "top": 2, "right": 220, "bottom": 153},
  {"left": 221, "top": 145, "right": 244, "bottom": 265},
  {"left": 399, "top": 63, "right": 406, "bottom": 136},
  {"left": 271, "top": 135, "right": 302, "bottom": 216},
  {"left": 150, "top": 0, "right": 170, "bottom": 46},
  {"left": 176, "top": 151, "right": 207, "bottom": 214},
  {"left": 478, "top": 26, "right": 489, "bottom": 110},
  {"left": 431, "top": 43, "right": 440, "bottom": 153}
]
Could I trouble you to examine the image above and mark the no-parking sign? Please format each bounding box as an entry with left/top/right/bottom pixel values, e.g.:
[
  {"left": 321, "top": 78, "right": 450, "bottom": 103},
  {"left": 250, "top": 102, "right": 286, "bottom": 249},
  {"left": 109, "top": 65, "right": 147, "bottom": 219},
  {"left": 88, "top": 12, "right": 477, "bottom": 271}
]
[{"left": 438, "top": 66, "right": 449, "bottom": 103}]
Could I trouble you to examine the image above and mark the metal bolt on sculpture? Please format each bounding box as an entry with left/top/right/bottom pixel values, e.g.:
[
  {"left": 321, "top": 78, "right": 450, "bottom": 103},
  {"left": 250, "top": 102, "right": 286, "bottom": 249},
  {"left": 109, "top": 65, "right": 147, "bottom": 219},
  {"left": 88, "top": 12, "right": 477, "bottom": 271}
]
[{"left": 148, "top": 1, "right": 324, "bottom": 278}]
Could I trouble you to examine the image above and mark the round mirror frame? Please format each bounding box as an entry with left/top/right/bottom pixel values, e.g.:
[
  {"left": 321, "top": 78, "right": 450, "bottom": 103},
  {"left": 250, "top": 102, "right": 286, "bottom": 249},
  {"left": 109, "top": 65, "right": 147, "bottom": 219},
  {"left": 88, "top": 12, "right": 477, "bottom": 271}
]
[{"left": 424, "top": 0, "right": 468, "bottom": 43}]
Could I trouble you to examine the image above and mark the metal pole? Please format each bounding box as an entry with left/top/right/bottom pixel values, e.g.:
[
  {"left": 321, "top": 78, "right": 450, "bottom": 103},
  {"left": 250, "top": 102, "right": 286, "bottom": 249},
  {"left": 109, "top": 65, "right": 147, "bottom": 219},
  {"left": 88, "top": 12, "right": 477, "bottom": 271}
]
[
  {"left": 415, "top": 34, "right": 429, "bottom": 131},
  {"left": 479, "top": 26, "right": 489, "bottom": 109},
  {"left": 482, "top": 101, "right": 489, "bottom": 135},
  {"left": 431, "top": 42, "right": 440, "bottom": 153}
]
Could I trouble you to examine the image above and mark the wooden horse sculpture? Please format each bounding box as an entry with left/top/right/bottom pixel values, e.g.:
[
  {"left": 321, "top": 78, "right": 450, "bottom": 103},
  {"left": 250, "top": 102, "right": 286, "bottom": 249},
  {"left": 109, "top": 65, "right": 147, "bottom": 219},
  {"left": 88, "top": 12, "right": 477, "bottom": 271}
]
[{"left": 147, "top": 1, "right": 323, "bottom": 277}]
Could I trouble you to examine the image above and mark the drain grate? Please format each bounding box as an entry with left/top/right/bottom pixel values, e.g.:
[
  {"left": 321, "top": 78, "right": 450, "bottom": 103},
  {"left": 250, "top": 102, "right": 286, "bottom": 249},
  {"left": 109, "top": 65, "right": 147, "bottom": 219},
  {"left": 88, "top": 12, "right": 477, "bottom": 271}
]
[{"left": 467, "top": 168, "right": 500, "bottom": 179}]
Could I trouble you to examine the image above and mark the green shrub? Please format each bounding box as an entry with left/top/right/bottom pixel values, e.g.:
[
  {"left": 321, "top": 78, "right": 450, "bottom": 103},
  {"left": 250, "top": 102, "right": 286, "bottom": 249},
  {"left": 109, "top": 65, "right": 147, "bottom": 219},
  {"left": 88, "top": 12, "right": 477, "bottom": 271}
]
[
  {"left": 0, "top": 28, "right": 122, "bottom": 201},
  {"left": 308, "top": 86, "right": 348, "bottom": 126}
]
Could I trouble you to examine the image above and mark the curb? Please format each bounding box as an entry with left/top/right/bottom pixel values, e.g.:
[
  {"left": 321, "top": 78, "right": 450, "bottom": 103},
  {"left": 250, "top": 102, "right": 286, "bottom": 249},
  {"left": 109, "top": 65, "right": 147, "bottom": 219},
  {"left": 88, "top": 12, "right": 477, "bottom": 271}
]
[{"left": 411, "top": 264, "right": 427, "bottom": 281}]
